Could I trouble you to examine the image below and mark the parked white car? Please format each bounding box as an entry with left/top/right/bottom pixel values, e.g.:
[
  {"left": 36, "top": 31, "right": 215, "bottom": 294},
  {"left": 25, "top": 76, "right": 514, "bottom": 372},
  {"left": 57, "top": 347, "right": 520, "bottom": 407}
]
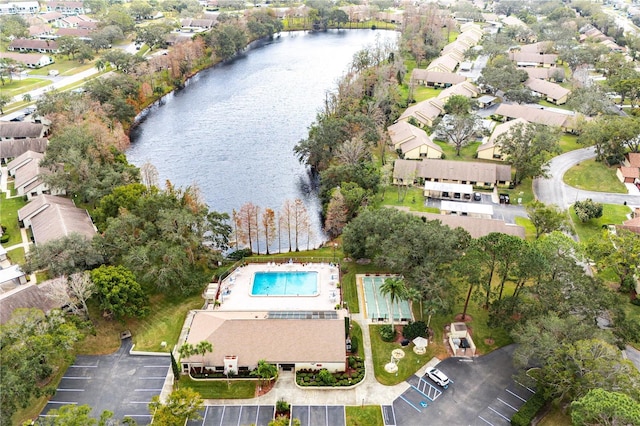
[{"left": 426, "top": 367, "right": 450, "bottom": 387}]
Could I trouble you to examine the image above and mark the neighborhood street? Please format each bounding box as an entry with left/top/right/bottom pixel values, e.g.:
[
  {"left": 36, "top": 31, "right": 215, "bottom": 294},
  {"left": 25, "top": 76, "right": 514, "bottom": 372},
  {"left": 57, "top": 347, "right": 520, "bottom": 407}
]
[{"left": 533, "top": 147, "right": 640, "bottom": 209}]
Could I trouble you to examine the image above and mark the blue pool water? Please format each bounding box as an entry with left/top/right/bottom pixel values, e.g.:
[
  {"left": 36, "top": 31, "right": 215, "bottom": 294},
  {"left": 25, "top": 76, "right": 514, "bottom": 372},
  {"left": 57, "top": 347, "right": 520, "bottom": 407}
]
[{"left": 252, "top": 271, "right": 318, "bottom": 296}]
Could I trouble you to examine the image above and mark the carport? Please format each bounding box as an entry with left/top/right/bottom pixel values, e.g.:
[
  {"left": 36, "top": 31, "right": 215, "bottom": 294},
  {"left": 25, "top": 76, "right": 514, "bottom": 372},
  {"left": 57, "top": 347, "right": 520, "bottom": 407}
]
[{"left": 186, "top": 405, "right": 275, "bottom": 426}]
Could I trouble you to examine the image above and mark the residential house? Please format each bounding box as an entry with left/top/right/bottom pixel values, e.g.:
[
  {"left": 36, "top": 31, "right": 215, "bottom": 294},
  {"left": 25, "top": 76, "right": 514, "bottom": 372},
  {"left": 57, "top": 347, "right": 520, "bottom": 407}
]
[
  {"left": 524, "top": 78, "right": 571, "bottom": 105},
  {"left": 0, "top": 138, "right": 48, "bottom": 162},
  {"left": 387, "top": 121, "right": 443, "bottom": 160},
  {"left": 39, "top": 11, "right": 64, "bottom": 23},
  {"left": 509, "top": 52, "right": 558, "bottom": 68},
  {"left": 57, "top": 15, "right": 84, "bottom": 28},
  {"left": 8, "top": 39, "right": 59, "bottom": 54},
  {"left": 0, "top": 280, "right": 62, "bottom": 324},
  {"left": 0, "top": 122, "right": 47, "bottom": 140},
  {"left": 393, "top": 159, "right": 512, "bottom": 188},
  {"left": 0, "top": 1, "right": 40, "bottom": 15},
  {"left": 617, "top": 152, "right": 640, "bottom": 184},
  {"left": 410, "top": 211, "right": 526, "bottom": 238},
  {"left": 45, "top": 1, "right": 85, "bottom": 16},
  {"left": 18, "top": 194, "right": 96, "bottom": 244},
  {"left": 7, "top": 151, "right": 61, "bottom": 199},
  {"left": 410, "top": 70, "right": 466, "bottom": 88},
  {"left": 397, "top": 98, "right": 445, "bottom": 128},
  {"left": 619, "top": 208, "right": 640, "bottom": 235},
  {"left": 55, "top": 27, "right": 92, "bottom": 39},
  {"left": 376, "top": 9, "right": 404, "bottom": 24},
  {"left": 519, "top": 67, "right": 564, "bottom": 82},
  {"left": 517, "top": 41, "right": 556, "bottom": 54},
  {"left": 437, "top": 81, "right": 479, "bottom": 102},
  {"left": 180, "top": 18, "right": 216, "bottom": 32},
  {"left": 477, "top": 118, "right": 528, "bottom": 160},
  {"left": 494, "top": 103, "right": 581, "bottom": 132},
  {"left": 426, "top": 54, "right": 459, "bottom": 73},
  {"left": 0, "top": 52, "right": 54, "bottom": 69},
  {"left": 29, "top": 25, "right": 54, "bottom": 38},
  {"left": 180, "top": 310, "right": 347, "bottom": 374}
]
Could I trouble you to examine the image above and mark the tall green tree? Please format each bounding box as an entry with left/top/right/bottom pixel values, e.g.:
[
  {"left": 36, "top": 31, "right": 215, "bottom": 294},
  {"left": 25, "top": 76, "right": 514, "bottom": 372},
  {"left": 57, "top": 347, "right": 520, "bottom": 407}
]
[
  {"left": 496, "top": 122, "right": 561, "bottom": 185},
  {"left": 585, "top": 229, "right": 640, "bottom": 293},
  {"left": 573, "top": 199, "right": 603, "bottom": 222},
  {"left": 90, "top": 265, "right": 149, "bottom": 320},
  {"left": 571, "top": 388, "right": 640, "bottom": 426},
  {"left": 23, "top": 233, "right": 104, "bottom": 276},
  {"left": 526, "top": 201, "right": 568, "bottom": 239},
  {"left": 148, "top": 388, "right": 203, "bottom": 425},
  {"left": 251, "top": 359, "right": 278, "bottom": 388}
]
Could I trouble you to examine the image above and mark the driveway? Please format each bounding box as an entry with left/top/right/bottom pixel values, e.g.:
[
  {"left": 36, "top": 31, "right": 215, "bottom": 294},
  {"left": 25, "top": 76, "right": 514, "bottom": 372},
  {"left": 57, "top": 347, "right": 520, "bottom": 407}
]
[
  {"left": 40, "top": 338, "right": 169, "bottom": 424},
  {"left": 389, "top": 345, "right": 534, "bottom": 426},
  {"left": 533, "top": 147, "right": 640, "bottom": 209}
]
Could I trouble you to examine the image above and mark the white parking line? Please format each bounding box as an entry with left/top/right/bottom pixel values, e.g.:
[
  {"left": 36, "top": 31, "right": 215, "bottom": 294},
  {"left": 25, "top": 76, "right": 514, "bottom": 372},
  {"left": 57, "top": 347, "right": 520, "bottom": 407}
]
[
  {"left": 56, "top": 389, "right": 85, "bottom": 392},
  {"left": 514, "top": 381, "right": 536, "bottom": 394},
  {"left": 47, "top": 401, "right": 78, "bottom": 404},
  {"left": 506, "top": 388, "right": 526, "bottom": 402},
  {"left": 62, "top": 376, "right": 91, "bottom": 379},
  {"left": 478, "top": 415, "right": 493, "bottom": 425},
  {"left": 202, "top": 406, "right": 209, "bottom": 425},
  {"left": 69, "top": 365, "right": 97, "bottom": 368},
  {"left": 488, "top": 406, "right": 510, "bottom": 421},
  {"left": 237, "top": 406, "right": 243, "bottom": 426},
  {"left": 497, "top": 398, "right": 518, "bottom": 411}
]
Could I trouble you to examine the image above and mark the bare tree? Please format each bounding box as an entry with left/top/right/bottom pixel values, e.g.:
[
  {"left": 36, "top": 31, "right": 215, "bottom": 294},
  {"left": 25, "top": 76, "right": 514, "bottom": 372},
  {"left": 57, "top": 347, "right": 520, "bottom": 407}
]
[
  {"left": 236, "top": 202, "right": 259, "bottom": 252},
  {"left": 261, "top": 208, "right": 276, "bottom": 255},
  {"left": 280, "top": 200, "right": 294, "bottom": 252},
  {"left": 336, "top": 136, "right": 369, "bottom": 165},
  {"left": 49, "top": 272, "right": 95, "bottom": 318},
  {"left": 140, "top": 161, "right": 159, "bottom": 188},
  {"left": 292, "top": 199, "right": 309, "bottom": 252}
]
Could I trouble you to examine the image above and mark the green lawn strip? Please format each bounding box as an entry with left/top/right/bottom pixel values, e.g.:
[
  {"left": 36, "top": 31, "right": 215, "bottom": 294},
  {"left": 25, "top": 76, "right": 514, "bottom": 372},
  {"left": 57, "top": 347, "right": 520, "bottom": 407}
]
[
  {"left": 0, "top": 193, "right": 27, "bottom": 247},
  {"left": 345, "top": 405, "right": 384, "bottom": 426},
  {"left": 558, "top": 134, "right": 580, "bottom": 153},
  {"left": 538, "top": 405, "right": 572, "bottom": 426},
  {"left": 563, "top": 159, "right": 627, "bottom": 193},
  {"left": 515, "top": 216, "right": 537, "bottom": 240},
  {"left": 370, "top": 325, "right": 437, "bottom": 386},
  {"left": 1, "top": 78, "right": 51, "bottom": 96},
  {"left": 412, "top": 86, "right": 441, "bottom": 102},
  {"left": 350, "top": 320, "right": 364, "bottom": 358},
  {"left": 378, "top": 186, "right": 438, "bottom": 213},
  {"left": 131, "top": 293, "right": 204, "bottom": 352},
  {"left": 177, "top": 376, "right": 256, "bottom": 399},
  {"left": 434, "top": 140, "right": 481, "bottom": 161},
  {"left": 570, "top": 203, "right": 632, "bottom": 242},
  {"left": 35, "top": 271, "right": 50, "bottom": 283},
  {"left": 500, "top": 177, "right": 535, "bottom": 205},
  {"left": 12, "top": 356, "right": 73, "bottom": 426},
  {"left": 7, "top": 247, "right": 25, "bottom": 265},
  {"left": 28, "top": 58, "right": 94, "bottom": 76},
  {"left": 537, "top": 100, "right": 572, "bottom": 111}
]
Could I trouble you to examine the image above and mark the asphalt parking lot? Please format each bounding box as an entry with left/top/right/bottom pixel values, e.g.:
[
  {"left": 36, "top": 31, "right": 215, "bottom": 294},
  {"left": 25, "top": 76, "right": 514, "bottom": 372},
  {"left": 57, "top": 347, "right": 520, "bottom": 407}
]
[
  {"left": 40, "top": 338, "right": 169, "bottom": 425},
  {"left": 291, "top": 405, "right": 345, "bottom": 426},
  {"left": 186, "top": 405, "right": 275, "bottom": 426},
  {"left": 390, "top": 345, "right": 533, "bottom": 426}
]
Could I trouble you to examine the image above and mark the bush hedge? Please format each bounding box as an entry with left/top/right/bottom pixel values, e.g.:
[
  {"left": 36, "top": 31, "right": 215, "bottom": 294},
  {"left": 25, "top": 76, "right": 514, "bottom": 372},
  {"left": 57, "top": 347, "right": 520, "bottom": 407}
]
[
  {"left": 379, "top": 324, "right": 396, "bottom": 342},
  {"left": 510, "top": 393, "right": 546, "bottom": 426}
]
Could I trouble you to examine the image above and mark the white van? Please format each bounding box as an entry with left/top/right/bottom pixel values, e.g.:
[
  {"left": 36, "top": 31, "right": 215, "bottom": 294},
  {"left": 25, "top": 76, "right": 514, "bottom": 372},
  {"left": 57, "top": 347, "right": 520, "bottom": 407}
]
[{"left": 48, "top": 70, "right": 59, "bottom": 77}]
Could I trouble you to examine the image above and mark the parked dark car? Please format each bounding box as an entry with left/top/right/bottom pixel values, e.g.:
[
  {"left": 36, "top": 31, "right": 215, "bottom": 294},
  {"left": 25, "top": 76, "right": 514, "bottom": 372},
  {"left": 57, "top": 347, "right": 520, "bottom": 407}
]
[
  {"left": 499, "top": 193, "right": 510, "bottom": 204},
  {"left": 473, "top": 192, "right": 482, "bottom": 201}
]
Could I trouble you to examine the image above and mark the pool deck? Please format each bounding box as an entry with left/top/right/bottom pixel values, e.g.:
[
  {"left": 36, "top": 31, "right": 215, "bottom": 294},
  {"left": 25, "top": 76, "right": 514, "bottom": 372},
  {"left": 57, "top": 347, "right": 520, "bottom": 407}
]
[{"left": 216, "top": 263, "right": 341, "bottom": 312}]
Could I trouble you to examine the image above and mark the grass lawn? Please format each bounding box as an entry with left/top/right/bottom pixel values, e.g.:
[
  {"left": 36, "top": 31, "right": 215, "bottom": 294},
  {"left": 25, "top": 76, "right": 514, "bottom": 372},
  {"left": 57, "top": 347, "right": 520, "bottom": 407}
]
[
  {"left": 345, "top": 405, "right": 384, "bottom": 426},
  {"left": 0, "top": 193, "right": 27, "bottom": 247},
  {"left": 350, "top": 321, "right": 364, "bottom": 359},
  {"left": 538, "top": 406, "right": 571, "bottom": 426},
  {"left": 434, "top": 140, "right": 481, "bottom": 161},
  {"left": 500, "top": 177, "right": 535, "bottom": 206},
  {"left": 558, "top": 134, "right": 580, "bottom": 153},
  {"left": 378, "top": 187, "right": 439, "bottom": 213},
  {"left": 176, "top": 376, "right": 256, "bottom": 399},
  {"left": 7, "top": 247, "right": 25, "bottom": 265},
  {"left": 515, "top": 216, "right": 537, "bottom": 240},
  {"left": 538, "top": 100, "right": 572, "bottom": 111},
  {"left": 0, "top": 78, "right": 51, "bottom": 97},
  {"left": 412, "top": 86, "right": 442, "bottom": 102},
  {"left": 76, "top": 292, "right": 204, "bottom": 355},
  {"left": 563, "top": 159, "right": 627, "bottom": 193},
  {"left": 29, "top": 58, "right": 95, "bottom": 76},
  {"left": 370, "top": 324, "right": 441, "bottom": 386},
  {"left": 569, "top": 203, "right": 632, "bottom": 242}
]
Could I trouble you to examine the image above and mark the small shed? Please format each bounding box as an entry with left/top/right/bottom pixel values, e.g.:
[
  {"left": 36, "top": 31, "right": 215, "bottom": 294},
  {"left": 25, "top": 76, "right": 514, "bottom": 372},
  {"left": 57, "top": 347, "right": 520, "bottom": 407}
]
[
  {"left": 448, "top": 322, "right": 476, "bottom": 357},
  {"left": 477, "top": 95, "right": 497, "bottom": 108}
]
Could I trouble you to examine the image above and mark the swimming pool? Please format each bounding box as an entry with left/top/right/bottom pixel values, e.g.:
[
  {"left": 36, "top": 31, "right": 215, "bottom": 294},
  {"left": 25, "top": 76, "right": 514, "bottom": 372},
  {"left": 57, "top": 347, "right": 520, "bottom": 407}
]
[{"left": 251, "top": 271, "right": 319, "bottom": 296}]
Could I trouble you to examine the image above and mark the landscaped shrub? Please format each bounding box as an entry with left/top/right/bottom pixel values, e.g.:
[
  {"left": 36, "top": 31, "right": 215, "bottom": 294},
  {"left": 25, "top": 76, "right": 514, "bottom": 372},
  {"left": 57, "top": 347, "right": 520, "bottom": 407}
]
[
  {"left": 510, "top": 393, "right": 546, "bottom": 426},
  {"left": 379, "top": 324, "right": 396, "bottom": 342},
  {"left": 349, "top": 336, "right": 359, "bottom": 354},
  {"left": 348, "top": 356, "right": 357, "bottom": 369},
  {"left": 344, "top": 317, "right": 350, "bottom": 335},
  {"left": 226, "top": 248, "right": 252, "bottom": 260},
  {"left": 0, "top": 233, "right": 9, "bottom": 244},
  {"left": 276, "top": 398, "right": 290, "bottom": 414},
  {"left": 402, "top": 321, "right": 427, "bottom": 340},
  {"left": 318, "top": 369, "right": 336, "bottom": 385}
]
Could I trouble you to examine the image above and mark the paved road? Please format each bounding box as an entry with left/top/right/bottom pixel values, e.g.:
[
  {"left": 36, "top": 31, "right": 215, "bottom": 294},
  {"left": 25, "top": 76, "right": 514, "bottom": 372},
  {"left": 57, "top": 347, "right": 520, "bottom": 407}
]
[{"left": 533, "top": 147, "right": 640, "bottom": 209}]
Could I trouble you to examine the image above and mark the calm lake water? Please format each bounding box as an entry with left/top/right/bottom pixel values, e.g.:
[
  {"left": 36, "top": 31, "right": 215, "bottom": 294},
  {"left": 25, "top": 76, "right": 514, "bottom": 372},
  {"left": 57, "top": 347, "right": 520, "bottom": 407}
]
[{"left": 128, "top": 29, "right": 398, "bottom": 250}]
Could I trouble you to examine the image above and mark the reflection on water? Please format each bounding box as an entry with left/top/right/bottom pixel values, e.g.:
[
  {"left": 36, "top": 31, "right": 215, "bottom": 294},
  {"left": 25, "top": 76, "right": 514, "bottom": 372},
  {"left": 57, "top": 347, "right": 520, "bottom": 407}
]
[{"left": 128, "top": 29, "right": 398, "bottom": 251}]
